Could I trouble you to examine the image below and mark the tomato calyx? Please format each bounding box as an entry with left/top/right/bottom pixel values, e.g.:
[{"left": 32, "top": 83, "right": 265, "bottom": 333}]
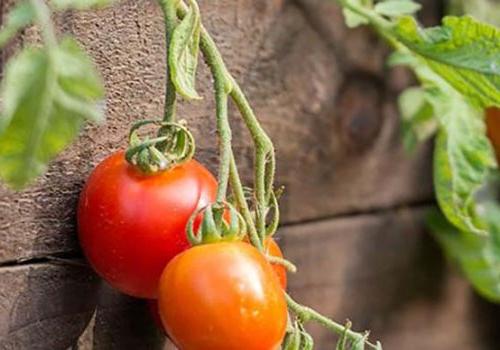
[
  {"left": 187, "top": 201, "right": 246, "bottom": 245},
  {"left": 125, "top": 119, "right": 195, "bottom": 174},
  {"left": 283, "top": 320, "right": 314, "bottom": 350}
]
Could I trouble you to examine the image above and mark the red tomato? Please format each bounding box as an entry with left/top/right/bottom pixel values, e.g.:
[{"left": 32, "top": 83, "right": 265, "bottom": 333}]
[
  {"left": 78, "top": 151, "right": 217, "bottom": 298},
  {"left": 486, "top": 107, "right": 500, "bottom": 162},
  {"left": 158, "top": 242, "right": 288, "bottom": 350}
]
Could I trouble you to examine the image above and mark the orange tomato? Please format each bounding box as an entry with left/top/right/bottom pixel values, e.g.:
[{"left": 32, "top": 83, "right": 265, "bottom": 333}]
[
  {"left": 158, "top": 242, "right": 288, "bottom": 350},
  {"left": 486, "top": 107, "right": 500, "bottom": 162},
  {"left": 261, "top": 238, "right": 287, "bottom": 290}
]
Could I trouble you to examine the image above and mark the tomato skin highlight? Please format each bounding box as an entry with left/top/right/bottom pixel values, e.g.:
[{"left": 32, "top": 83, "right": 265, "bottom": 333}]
[
  {"left": 158, "top": 242, "right": 288, "bottom": 350},
  {"left": 78, "top": 151, "right": 217, "bottom": 298}
]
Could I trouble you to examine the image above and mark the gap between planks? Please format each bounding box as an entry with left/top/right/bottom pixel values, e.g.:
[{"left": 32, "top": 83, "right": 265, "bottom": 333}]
[
  {"left": 0, "top": 199, "right": 435, "bottom": 270},
  {"left": 281, "top": 197, "right": 435, "bottom": 228}
]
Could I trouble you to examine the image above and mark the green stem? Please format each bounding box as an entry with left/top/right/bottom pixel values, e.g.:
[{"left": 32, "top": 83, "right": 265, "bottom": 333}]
[
  {"left": 266, "top": 255, "right": 297, "bottom": 273},
  {"left": 229, "top": 155, "right": 263, "bottom": 251},
  {"left": 30, "top": 0, "right": 57, "bottom": 49},
  {"left": 334, "top": 0, "right": 410, "bottom": 60},
  {"left": 335, "top": 0, "right": 392, "bottom": 30},
  {"left": 230, "top": 83, "right": 275, "bottom": 241},
  {"left": 167, "top": 2, "right": 383, "bottom": 349},
  {"left": 213, "top": 83, "right": 231, "bottom": 202},
  {"left": 176, "top": 1, "right": 275, "bottom": 243},
  {"left": 286, "top": 293, "right": 381, "bottom": 349},
  {"left": 198, "top": 22, "right": 233, "bottom": 202},
  {"left": 158, "top": 0, "right": 178, "bottom": 123}
]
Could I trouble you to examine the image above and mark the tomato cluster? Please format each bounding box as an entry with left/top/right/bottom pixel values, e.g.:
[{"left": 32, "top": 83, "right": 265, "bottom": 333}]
[{"left": 78, "top": 152, "right": 288, "bottom": 349}]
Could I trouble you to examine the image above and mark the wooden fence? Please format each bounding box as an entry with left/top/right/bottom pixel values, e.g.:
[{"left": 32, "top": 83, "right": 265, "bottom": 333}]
[{"left": 1, "top": 0, "right": 499, "bottom": 349}]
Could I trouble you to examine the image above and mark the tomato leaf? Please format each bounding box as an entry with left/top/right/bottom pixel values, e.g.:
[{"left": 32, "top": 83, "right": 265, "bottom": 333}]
[
  {"left": 0, "top": 1, "right": 34, "bottom": 47},
  {"left": 397, "top": 86, "right": 437, "bottom": 152},
  {"left": 374, "top": 0, "right": 421, "bottom": 18},
  {"left": 428, "top": 200, "right": 500, "bottom": 303},
  {"left": 0, "top": 38, "right": 104, "bottom": 188},
  {"left": 448, "top": 0, "right": 500, "bottom": 27},
  {"left": 169, "top": 0, "right": 201, "bottom": 100},
  {"left": 340, "top": 0, "right": 373, "bottom": 28},
  {"left": 49, "top": 0, "right": 114, "bottom": 10},
  {"left": 392, "top": 16, "right": 500, "bottom": 108},
  {"left": 433, "top": 108, "right": 495, "bottom": 236},
  {"left": 391, "top": 51, "right": 497, "bottom": 235}
]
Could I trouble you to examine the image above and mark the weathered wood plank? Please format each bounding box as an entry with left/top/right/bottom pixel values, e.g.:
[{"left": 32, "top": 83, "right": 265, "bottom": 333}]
[
  {"left": 0, "top": 263, "right": 99, "bottom": 350},
  {"left": 81, "top": 284, "right": 164, "bottom": 350},
  {"left": 0, "top": 263, "right": 164, "bottom": 350},
  {"left": 0, "top": 0, "right": 433, "bottom": 264},
  {"left": 2, "top": 208, "right": 499, "bottom": 349},
  {"left": 281, "top": 208, "right": 500, "bottom": 350}
]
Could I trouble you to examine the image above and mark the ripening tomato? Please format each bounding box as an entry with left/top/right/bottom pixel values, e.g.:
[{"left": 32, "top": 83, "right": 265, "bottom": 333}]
[
  {"left": 148, "top": 238, "right": 286, "bottom": 335},
  {"left": 148, "top": 237, "right": 287, "bottom": 335},
  {"left": 255, "top": 237, "right": 287, "bottom": 289},
  {"left": 158, "top": 242, "right": 288, "bottom": 350},
  {"left": 486, "top": 107, "right": 500, "bottom": 161},
  {"left": 78, "top": 151, "right": 217, "bottom": 298}
]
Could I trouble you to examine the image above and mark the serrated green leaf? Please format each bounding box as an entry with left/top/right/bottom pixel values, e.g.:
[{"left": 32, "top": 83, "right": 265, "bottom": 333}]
[
  {"left": 0, "top": 39, "right": 104, "bottom": 189},
  {"left": 0, "top": 2, "right": 34, "bottom": 47},
  {"left": 392, "top": 15, "right": 500, "bottom": 108},
  {"left": 398, "top": 86, "right": 437, "bottom": 152},
  {"left": 50, "top": 0, "right": 113, "bottom": 10},
  {"left": 374, "top": 0, "right": 421, "bottom": 17},
  {"left": 430, "top": 87, "right": 496, "bottom": 235},
  {"left": 53, "top": 37, "right": 105, "bottom": 121},
  {"left": 428, "top": 202, "right": 500, "bottom": 302},
  {"left": 168, "top": 0, "right": 201, "bottom": 100},
  {"left": 391, "top": 49, "right": 497, "bottom": 235},
  {"left": 433, "top": 120, "right": 494, "bottom": 236},
  {"left": 426, "top": 71, "right": 497, "bottom": 235}
]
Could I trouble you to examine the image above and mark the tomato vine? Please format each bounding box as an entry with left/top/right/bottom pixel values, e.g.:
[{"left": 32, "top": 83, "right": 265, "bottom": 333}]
[{"left": 156, "top": 1, "right": 382, "bottom": 348}]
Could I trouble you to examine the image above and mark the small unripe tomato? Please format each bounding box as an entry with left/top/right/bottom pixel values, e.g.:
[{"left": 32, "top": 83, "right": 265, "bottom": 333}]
[
  {"left": 258, "top": 237, "right": 287, "bottom": 289},
  {"left": 486, "top": 107, "right": 500, "bottom": 162},
  {"left": 78, "top": 151, "right": 217, "bottom": 298},
  {"left": 158, "top": 242, "right": 288, "bottom": 350}
]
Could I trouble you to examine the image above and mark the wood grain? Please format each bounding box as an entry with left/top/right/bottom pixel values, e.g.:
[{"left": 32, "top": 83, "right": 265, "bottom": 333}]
[
  {"left": 0, "top": 0, "right": 433, "bottom": 264},
  {"left": 0, "top": 262, "right": 165, "bottom": 350},
  {"left": 4, "top": 207, "right": 492, "bottom": 350},
  {"left": 281, "top": 208, "right": 500, "bottom": 350},
  {"left": 0, "top": 263, "right": 99, "bottom": 350}
]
